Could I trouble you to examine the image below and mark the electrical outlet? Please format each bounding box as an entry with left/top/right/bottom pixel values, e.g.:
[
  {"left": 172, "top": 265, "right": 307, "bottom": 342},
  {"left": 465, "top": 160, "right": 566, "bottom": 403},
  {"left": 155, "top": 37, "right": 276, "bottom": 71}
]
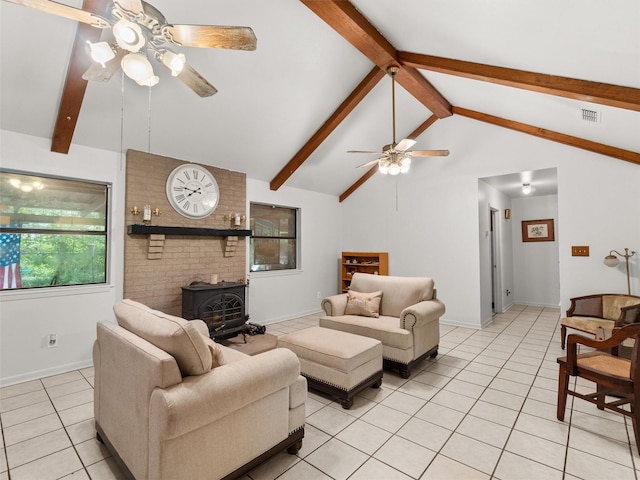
[
  {"left": 316, "top": 291, "right": 321, "bottom": 299},
  {"left": 48, "top": 334, "right": 58, "bottom": 348}
]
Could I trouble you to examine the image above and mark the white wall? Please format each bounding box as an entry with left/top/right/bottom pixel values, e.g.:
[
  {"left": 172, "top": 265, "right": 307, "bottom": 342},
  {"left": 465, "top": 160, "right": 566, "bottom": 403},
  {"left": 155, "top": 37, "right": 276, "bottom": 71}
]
[
  {"left": 0, "top": 131, "right": 125, "bottom": 386},
  {"left": 340, "top": 115, "right": 640, "bottom": 328},
  {"left": 478, "top": 180, "right": 514, "bottom": 324},
  {"left": 511, "top": 195, "right": 560, "bottom": 307},
  {"left": 246, "top": 179, "right": 341, "bottom": 324}
]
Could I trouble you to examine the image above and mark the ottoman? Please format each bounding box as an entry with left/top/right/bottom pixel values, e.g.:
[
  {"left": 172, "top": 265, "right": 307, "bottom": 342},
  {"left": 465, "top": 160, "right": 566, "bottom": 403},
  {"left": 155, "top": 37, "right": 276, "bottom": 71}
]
[{"left": 278, "top": 326, "right": 383, "bottom": 409}]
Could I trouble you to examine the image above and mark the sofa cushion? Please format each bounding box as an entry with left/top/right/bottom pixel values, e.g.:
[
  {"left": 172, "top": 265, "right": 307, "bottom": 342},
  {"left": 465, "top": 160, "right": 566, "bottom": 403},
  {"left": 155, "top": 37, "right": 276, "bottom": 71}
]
[
  {"left": 345, "top": 290, "right": 382, "bottom": 317},
  {"left": 113, "top": 299, "right": 213, "bottom": 376},
  {"left": 350, "top": 273, "right": 434, "bottom": 317}
]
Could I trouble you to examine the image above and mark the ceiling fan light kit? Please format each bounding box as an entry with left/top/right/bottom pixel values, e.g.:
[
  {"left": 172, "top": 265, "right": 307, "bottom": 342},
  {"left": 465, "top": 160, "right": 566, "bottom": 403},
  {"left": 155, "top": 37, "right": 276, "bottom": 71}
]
[
  {"left": 348, "top": 66, "right": 450, "bottom": 175},
  {"left": 5, "top": 0, "right": 257, "bottom": 97}
]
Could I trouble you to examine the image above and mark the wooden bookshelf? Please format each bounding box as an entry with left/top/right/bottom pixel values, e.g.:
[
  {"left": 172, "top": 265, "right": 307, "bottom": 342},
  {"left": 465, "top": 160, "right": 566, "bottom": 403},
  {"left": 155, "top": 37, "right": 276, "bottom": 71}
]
[{"left": 341, "top": 252, "right": 388, "bottom": 293}]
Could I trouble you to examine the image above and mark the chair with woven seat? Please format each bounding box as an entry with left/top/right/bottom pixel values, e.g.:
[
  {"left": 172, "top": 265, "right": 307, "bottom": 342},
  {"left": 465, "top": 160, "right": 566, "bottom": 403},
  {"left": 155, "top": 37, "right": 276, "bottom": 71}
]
[
  {"left": 557, "top": 323, "right": 640, "bottom": 453},
  {"left": 560, "top": 294, "right": 640, "bottom": 349}
]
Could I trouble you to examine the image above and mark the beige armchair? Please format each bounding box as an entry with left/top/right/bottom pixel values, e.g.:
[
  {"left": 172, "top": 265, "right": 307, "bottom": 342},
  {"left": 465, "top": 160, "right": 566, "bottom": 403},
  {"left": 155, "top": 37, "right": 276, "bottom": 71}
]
[
  {"left": 320, "top": 273, "right": 445, "bottom": 378},
  {"left": 560, "top": 294, "right": 640, "bottom": 349},
  {"left": 93, "top": 299, "right": 306, "bottom": 480}
]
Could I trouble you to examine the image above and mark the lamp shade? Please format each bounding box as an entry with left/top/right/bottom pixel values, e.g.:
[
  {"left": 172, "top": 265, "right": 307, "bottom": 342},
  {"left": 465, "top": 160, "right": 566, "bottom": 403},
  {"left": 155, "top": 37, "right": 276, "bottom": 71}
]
[
  {"left": 604, "top": 254, "right": 620, "bottom": 267},
  {"left": 113, "top": 19, "right": 145, "bottom": 52},
  {"left": 87, "top": 41, "right": 115, "bottom": 67}
]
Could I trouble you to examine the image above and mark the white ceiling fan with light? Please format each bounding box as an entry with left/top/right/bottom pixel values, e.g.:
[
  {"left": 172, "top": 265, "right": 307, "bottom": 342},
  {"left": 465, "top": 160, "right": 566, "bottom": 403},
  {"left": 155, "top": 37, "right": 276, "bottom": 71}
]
[
  {"left": 4, "top": 0, "right": 257, "bottom": 97},
  {"left": 349, "top": 66, "right": 449, "bottom": 175}
]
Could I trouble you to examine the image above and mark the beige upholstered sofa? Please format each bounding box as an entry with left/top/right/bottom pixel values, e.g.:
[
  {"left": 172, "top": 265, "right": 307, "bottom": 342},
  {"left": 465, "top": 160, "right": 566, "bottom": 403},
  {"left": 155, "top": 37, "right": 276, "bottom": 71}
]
[
  {"left": 560, "top": 293, "right": 640, "bottom": 349},
  {"left": 320, "top": 273, "right": 445, "bottom": 378},
  {"left": 93, "top": 299, "right": 306, "bottom": 480}
]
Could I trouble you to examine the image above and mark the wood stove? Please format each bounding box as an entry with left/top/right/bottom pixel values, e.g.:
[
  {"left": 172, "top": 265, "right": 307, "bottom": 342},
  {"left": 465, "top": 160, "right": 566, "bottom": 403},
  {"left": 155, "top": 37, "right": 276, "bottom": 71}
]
[{"left": 182, "top": 281, "right": 248, "bottom": 340}]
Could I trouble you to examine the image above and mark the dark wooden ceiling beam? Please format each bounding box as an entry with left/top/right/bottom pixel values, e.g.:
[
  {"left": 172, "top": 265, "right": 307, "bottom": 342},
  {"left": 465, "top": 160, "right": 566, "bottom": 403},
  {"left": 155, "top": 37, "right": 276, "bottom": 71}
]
[
  {"left": 51, "top": 0, "right": 107, "bottom": 154},
  {"left": 454, "top": 107, "right": 640, "bottom": 165},
  {"left": 339, "top": 114, "right": 440, "bottom": 202},
  {"left": 300, "top": 0, "right": 452, "bottom": 118},
  {"left": 400, "top": 52, "right": 640, "bottom": 112},
  {"left": 270, "top": 66, "right": 386, "bottom": 190}
]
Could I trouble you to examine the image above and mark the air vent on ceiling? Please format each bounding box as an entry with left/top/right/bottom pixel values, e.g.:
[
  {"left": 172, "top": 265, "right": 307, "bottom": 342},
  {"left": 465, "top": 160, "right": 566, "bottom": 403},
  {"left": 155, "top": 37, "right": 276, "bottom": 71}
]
[{"left": 581, "top": 108, "right": 600, "bottom": 123}]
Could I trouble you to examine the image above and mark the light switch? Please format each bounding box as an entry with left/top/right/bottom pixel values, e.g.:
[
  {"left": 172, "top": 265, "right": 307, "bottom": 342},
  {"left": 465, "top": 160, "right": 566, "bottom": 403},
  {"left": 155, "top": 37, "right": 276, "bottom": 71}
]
[{"left": 571, "top": 246, "right": 590, "bottom": 257}]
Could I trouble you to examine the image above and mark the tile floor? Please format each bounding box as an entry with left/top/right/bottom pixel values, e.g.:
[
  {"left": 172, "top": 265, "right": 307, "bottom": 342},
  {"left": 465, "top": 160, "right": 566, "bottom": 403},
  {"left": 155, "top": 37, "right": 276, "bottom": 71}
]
[{"left": 1, "top": 305, "right": 639, "bottom": 479}]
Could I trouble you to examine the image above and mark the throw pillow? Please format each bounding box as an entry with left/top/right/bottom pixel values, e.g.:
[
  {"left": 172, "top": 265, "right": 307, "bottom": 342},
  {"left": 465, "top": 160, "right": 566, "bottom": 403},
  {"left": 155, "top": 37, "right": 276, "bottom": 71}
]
[{"left": 345, "top": 290, "right": 382, "bottom": 318}]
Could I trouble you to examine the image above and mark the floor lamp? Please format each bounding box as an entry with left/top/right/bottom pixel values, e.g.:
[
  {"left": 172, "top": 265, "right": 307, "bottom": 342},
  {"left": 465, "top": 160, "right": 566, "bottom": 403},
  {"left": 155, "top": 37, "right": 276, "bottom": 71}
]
[{"left": 604, "top": 248, "right": 637, "bottom": 295}]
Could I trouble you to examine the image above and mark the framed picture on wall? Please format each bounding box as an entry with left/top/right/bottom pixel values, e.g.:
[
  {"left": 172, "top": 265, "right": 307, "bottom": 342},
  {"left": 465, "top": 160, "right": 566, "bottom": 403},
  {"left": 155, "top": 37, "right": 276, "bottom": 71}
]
[{"left": 522, "top": 219, "right": 555, "bottom": 242}]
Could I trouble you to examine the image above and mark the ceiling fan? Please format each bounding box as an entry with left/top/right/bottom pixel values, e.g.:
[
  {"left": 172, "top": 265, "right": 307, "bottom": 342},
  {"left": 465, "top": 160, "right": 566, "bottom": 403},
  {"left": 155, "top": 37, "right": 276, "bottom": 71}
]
[
  {"left": 349, "top": 66, "right": 449, "bottom": 175},
  {"left": 4, "top": 0, "right": 257, "bottom": 97}
]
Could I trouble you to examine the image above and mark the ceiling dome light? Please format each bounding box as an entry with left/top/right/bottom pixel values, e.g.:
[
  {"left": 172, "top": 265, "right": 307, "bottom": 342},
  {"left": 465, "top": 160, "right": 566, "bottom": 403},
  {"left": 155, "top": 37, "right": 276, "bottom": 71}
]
[
  {"left": 113, "top": 19, "right": 145, "bottom": 52},
  {"left": 388, "top": 162, "right": 401, "bottom": 176},
  {"left": 400, "top": 156, "right": 411, "bottom": 174},
  {"left": 378, "top": 159, "right": 390, "bottom": 175},
  {"left": 87, "top": 41, "right": 115, "bottom": 67},
  {"left": 121, "top": 53, "right": 156, "bottom": 84},
  {"left": 522, "top": 183, "right": 532, "bottom": 194}
]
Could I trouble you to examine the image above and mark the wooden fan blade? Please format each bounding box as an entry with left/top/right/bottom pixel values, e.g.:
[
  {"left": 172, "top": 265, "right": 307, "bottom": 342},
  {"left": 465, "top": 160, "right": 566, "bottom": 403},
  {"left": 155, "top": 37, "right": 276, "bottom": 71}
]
[
  {"left": 164, "top": 25, "right": 257, "bottom": 50},
  {"left": 407, "top": 150, "right": 450, "bottom": 157},
  {"left": 177, "top": 62, "right": 218, "bottom": 97},
  {"left": 82, "top": 48, "right": 125, "bottom": 82},
  {"left": 4, "top": 0, "right": 110, "bottom": 27},
  {"left": 395, "top": 138, "right": 416, "bottom": 152},
  {"left": 113, "top": 0, "right": 144, "bottom": 15},
  {"left": 347, "top": 150, "right": 382, "bottom": 154},
  {"left": 356, "top": 158, "right": 383, "bottom": 169}
]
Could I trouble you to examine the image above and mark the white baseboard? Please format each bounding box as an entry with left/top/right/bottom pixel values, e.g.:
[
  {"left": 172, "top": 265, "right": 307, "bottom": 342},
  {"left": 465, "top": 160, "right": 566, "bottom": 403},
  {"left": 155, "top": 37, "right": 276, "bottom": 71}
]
[{"left": 0, "top": 359, "right": 94, "bottom": 388}]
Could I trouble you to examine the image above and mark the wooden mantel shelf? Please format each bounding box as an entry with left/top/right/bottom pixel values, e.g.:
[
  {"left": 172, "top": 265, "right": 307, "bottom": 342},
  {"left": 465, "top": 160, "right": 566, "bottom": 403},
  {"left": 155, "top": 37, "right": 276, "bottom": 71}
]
[{"left": 127, "top": 225, "right": 252, "bottom": 237}]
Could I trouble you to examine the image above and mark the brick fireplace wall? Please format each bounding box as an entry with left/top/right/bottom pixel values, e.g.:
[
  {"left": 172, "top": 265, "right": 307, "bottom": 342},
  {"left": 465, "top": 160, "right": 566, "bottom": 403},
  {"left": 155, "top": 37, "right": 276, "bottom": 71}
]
[{"left": 124, "top": 150, "right": 247, "bottom": 315}]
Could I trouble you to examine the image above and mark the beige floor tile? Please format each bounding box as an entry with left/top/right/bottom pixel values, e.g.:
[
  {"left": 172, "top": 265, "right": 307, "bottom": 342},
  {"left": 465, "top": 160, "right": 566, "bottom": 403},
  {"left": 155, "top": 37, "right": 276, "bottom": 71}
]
[
  {"left": 514, "top": 412, "right": 569, "bottom": 445},
  {"left": 374, "top": 435, "right": 436, "bottom": 478},
  {"left": 75, "top": 438, "right": 112, "bottom": 467},
  {"left": 0, "top": 380, "right": 43, "bottom": 400},
  {"left": 306, "top": 404, "right": 356, "bottom": 436},
  {"left": 454, "top": 369, "right": 494, "bottom": 387},
  {"left": 8, "top": 447, "right": 83, "bottom": 480},
  {"left": 45, "top": 379, "right": 92, "bottom": 399},
  {"left": 327, "top": 394, "right": 376, "bottom": 418},
  {"left": 58, "top": 402, "right": 94, "bottom": 427},
  {"left": 6, "top": 428, "right": 71, "bottom": 469},
  {"left": 440, "top": 432, "right": 501, "bottom": 475},
  {"left": 479, "top": 388, "right": 526, "bottom": 411},
  {"left": 296, "top": 424, "right": 331, "bottom": 459},
  {"left": 456, "top": 415, "right": 511, "bottom": 448},
  {"left": 85, "top": 457, "right": 129, "bottom": 480},
  {"left": 506, "top": 429, "right": 566, "bottom": 470},
  {"left": 421, "top": 454, "right": 490, "bottom": 480},
  {"left": 360, "top": 404, "right": 411, "bottom": 434},
  {"left": 51, "top": 389, "right": 94, "bottom": 412},
  {"left": 430, "top": 389, "right": 476, "bottom": 414},
  {"left": 66, "top": 418, "right": 97, "bottom": 445},
  {"left": 335, "top": 419, "right": 393, "bottom": 455},
  {"left": 569, "top": 411, "right": 629, "bottom": 443},
  {"left": 498, "top": 364, "right": 537, "bottom": 382},
  {"left": 488, "top": 377, "right": 531, "bottom": 397},
  {"left": 0, "top": 399, "right": 55, "bottom": 427},
  {"left": 468, "top": 400, "right": 519, "bottom": 428},
  {"left": 357, "top": 384, "right": 394, "bottom": 403},
  {"left": 412, "top": 370, "right": 452, "bottom": 388},
  {"left": 275, "top": 460, "right": 332, "bottom": 480},
  {"left": 463, "top": 362, "right": 501, "bottom": 377},
  {"left": 494, "top": 451, "right": 563, "bottom": 480},
  {"left": 415, "top": 402, "right": 465, "bottom": 431},
  {"left": 0, "top": 388, "right": 49, "bottom": 413},
  {"left": 247, "top": 450, "right": 300, "bottom": 480},
  {"left": 569, "top": 425, "right": 634, "bottom": 467},
  {"left": 396, "top": 416, "right": 452, "bottom": 452},
  {"left": 350, "top": 458, "right": 412, "bottom": 480},
  {"left": 565, "top": 447, "right": 636, "bottom": 480},
  {"left": 3, "top": 412, "right": 63, "bottom": 446},
  {"left": 442, "top": 378, "right": 485, "bottom": 399},
  {"left": 380, "top": 391, "right": 426, "bottom": 416},
  {"left": 41, "top": 371, "right": 85, "bottom": 389},
  {"left": 305, "top": 438, "right": 368, "bottom": 480}
]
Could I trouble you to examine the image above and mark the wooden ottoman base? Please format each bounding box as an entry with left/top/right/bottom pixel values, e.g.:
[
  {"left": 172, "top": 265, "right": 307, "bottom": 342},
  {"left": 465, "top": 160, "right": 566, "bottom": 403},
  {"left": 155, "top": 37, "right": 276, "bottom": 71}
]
[
  {"left": 305, "top": 370, "right": 383, "bottom": 409},
  {"left": 278, "top": 327, "right": 383, "bottom": 409}
]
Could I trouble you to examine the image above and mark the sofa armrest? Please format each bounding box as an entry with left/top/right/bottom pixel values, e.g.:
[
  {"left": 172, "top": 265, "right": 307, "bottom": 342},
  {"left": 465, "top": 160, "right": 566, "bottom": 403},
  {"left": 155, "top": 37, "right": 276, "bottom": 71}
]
[
  {"left": 150, "top": 347, "right": 301, "bottom": 440},
  {"left": 321, "top": 293, "right": 348, "bottom": 316},
  {"left": 400, "top": 299, "right": 446, "bottom": 330},
  {"left": 566, "top": 295, "right": 603, "bottom": 318}
]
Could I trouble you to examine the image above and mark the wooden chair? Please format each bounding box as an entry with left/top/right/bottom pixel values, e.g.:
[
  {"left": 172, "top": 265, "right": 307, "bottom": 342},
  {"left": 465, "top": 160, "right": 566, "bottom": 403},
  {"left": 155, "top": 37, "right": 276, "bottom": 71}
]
[
  {"left": 560, "top": 294, "right": 640, "bottom": 349},
  {"left": 557, "top": 323, "right": 640, "bottom": 453}
]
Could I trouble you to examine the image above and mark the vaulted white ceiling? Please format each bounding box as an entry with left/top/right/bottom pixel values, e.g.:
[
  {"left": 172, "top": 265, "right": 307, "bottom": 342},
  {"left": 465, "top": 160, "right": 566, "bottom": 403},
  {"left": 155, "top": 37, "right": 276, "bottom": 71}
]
[{"left": 1, "top": 0, "right": 638, "bottom": 198}]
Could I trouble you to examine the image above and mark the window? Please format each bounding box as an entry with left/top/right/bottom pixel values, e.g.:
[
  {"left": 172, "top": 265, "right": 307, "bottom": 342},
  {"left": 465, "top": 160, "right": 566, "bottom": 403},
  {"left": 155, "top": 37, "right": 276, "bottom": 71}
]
[
  {"left": 0, "top": 170, "right": 109, "bottom": 290},
  {"left": 250, "top": 203, "right": 298, "bottom": 272}
]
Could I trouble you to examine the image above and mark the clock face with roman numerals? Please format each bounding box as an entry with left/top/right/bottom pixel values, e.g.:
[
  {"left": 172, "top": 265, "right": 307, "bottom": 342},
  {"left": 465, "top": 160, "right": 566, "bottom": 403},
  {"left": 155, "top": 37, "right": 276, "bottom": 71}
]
[{"left": 165, "top": 164, "right": 219, "bottom": 219}]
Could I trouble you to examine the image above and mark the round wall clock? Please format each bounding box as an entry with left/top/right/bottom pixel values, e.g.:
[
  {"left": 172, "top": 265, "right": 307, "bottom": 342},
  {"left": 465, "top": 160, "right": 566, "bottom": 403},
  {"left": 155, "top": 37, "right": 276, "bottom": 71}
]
[{"left": 165, "top": 164, "right": 220, "bottom": 219}]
